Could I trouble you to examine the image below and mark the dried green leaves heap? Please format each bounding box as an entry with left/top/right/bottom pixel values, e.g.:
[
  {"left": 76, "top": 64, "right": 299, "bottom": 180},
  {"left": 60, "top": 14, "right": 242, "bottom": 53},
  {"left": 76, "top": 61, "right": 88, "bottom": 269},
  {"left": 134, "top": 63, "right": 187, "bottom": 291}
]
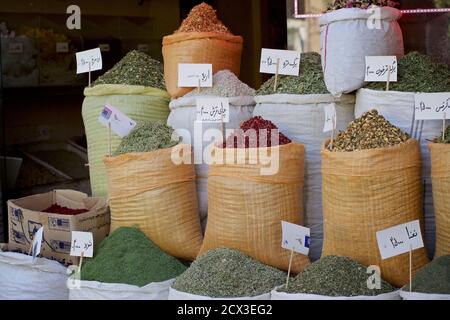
[
  {"left": 331, "top": 110, "right": 410, "bottom": 152},
  {"left": 256, "top": 52, "right": 328, "bottom": 96},
  {"left": 93, "top": 50, "right": 166, "bottom": 90},
  {"left": 326, "top": 0, "right": 399, "bottom": 12},
  {"left": 411, "top": 255, "right": 450, "bottom": 294},
  {"left": 434, "top": 125, "right": 450, "bottom": 144}
]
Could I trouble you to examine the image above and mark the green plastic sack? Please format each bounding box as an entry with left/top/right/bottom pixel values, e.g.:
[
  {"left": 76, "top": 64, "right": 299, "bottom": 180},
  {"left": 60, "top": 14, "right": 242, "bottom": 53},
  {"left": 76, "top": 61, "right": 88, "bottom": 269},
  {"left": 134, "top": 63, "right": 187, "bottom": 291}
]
[{"left": 82, "top": 84, "right": 170, "bottom": 197}]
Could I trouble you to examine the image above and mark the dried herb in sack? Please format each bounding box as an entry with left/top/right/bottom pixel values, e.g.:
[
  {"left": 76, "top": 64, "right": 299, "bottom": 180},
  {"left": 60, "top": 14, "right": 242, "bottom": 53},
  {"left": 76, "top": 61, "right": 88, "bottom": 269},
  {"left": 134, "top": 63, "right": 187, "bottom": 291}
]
[
  {"left": 326, "top": 0, "right": 399, "bottom": 12},
  {"left": 434, "top": 125, "right": 450, "bottom": 144},
  {"left": 176, "top": 2, "right": 231, "bottom": 34},
  {"left": 410, "top": 255, "right": 450, "bottom": 294}
]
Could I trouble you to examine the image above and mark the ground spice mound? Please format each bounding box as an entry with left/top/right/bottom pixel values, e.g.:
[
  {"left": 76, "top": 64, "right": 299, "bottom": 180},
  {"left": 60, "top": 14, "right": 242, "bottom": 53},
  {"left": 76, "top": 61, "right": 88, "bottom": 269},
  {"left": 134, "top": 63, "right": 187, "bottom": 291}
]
[
  {"left": 222, "top": 116, "right": 292, "bottom": 148},
  {"left": 172, "top": 248, "right": 286, "bottom": 298},
  {"left": 176, "top": 3, "right": 231, "bottom": 34},
  {"left": 43, "top": 204, "right": 88, "bottom": 215},
  {"left": 411, "top": 255, "right": 450, "bottom": 294},
  {"left": 279, "top": 256, "right": 396, "bottom": 296},
  {"left": 81, "top": 227, "right": 187, "bottom": 287},
  {"left": 332, "top": 109, "right": 410, "bottom": 152}
]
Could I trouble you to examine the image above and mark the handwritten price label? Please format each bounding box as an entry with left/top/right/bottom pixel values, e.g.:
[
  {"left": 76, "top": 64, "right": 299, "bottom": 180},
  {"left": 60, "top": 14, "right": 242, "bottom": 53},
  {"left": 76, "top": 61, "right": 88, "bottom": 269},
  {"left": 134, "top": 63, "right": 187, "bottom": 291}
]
[
  {"left": 365, "top": 56, "right": 398, "bottom": 82},
  {"left": 196, "top": 98, "right": 230, "bottom": 123},
  {"left": 76, "top": 48, "right": 102, "bottom": 74},
  {"left": 414, "top": 93, "right": 450, "bottom": 120},
  {"left": 8, "top": 42, "right": 23, "bottom": 54},
  {"left": 98, "top": 104, "right": 137, "bottom": 138},
  {"left": 56, "top": 42, "right": 69, "bottom": 53},
  {"left": 323, "top": 103, "right": 337, "bottom": 133},
  {"left": 281, "top": 221, "right": 310, "bottom": 255},
  {"left": 178, "top": 63, "right": 213, "bottom": 88},
  {"left": 376, "top": 220, "right": 424, "bottom": 260},
  {"left": 260, "top": 49, "right": 301, "bottom": 76},
  {"left": 70, "top": 231, "right": 94, "bottom": 258}
]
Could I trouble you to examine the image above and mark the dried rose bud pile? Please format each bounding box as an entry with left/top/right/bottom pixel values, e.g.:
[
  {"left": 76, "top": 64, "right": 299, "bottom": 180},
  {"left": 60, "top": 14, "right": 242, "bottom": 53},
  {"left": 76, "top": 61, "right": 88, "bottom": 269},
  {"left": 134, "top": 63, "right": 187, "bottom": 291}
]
[{"left": 176, "top": 2, "right": 231, "bottom": 34}]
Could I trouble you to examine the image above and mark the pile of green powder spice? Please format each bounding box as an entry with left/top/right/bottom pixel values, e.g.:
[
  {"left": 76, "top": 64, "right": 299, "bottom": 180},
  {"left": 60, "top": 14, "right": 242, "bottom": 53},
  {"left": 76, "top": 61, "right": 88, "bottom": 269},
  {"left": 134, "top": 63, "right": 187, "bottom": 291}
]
[
  {"left": 365, "top": 52, "right": 450, "bottom": 93},
  {"left": 434, "top": 125, "right": 450, "bottom": 144},
  {"left": 279, "top": 256, "right": 396, "bottom": 297},
  {"left": 256, "top": 52, "right": 328, "bottom": 95},
  {"left": 332, "top": 109, "right": 410, "bottom": 152},
  {"left": 93, "top": 50, "right": 166, "bottom": 90},
  {"left": 172, "top": 248, "right": 286, "bottom": 298},
  {"left": 81, "top": 227, "right": 187, "bottom": 287},
  {"left": 113, "top": 121, "right": 179, "bottom": 156},
  {"left": 411, "top": 255, "right": 450, "bottom": 294}
]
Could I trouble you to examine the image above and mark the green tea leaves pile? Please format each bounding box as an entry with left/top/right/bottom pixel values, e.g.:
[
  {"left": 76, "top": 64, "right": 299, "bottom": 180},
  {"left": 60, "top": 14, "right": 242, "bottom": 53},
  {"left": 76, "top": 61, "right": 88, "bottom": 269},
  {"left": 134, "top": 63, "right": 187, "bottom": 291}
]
[
  {"left": 279, "top": 256, "right": 396, "bottom": 296},
  {"left": 114, "top": 121, "right": 179, "bottom": 156},
  {"left": 332, "top": 110, "right": 410, "bottom": 152},
  {"left": 93, "top": 50, "right": 166, "bottom": 90},
  {"left": 81, "top": 227, "right": 187, "bottom": 287},
  {"left": 365, "top": 52, "right": 450, "bottom": 93},
  {"left": 410, "top": 255, "right": 450, "bottom": 294},
  {"left": 175, "top": 2, "right": 231, "bottom": 34},
  {"left": 172, "top": 248, "right": 286, "bottom": 297},
  {"left": 256, "top": 52, "right": 328, "bottom": 95}
]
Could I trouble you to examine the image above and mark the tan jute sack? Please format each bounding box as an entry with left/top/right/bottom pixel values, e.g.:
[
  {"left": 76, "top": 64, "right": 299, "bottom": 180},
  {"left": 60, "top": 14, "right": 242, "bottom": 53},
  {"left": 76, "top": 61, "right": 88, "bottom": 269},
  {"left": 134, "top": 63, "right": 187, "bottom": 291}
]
[
  {"left": 321, "top": 139, "right": 429, "bottom": 287},
  {"left": 199, "top": 143, "right": 310, "bottom": 273},
  {"left": 103, "top": 145, "right": 203, "bottom": 260},
  {"left": 429, "top": 143, "right": 450, "bottom": 257}
]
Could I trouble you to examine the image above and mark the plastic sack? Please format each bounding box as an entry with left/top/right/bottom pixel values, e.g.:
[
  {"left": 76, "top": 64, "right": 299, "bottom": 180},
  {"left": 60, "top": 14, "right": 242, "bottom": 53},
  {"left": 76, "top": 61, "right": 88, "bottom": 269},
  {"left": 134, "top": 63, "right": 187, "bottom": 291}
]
[
  {"left": 168, "top": 288, "right": 270, "bottom": 300},
  {"left": 271, "top": 289, "right": 401, "bottom": 300},
  {"left": 399, "top": 289, "right": 450, "bottom": 300}
]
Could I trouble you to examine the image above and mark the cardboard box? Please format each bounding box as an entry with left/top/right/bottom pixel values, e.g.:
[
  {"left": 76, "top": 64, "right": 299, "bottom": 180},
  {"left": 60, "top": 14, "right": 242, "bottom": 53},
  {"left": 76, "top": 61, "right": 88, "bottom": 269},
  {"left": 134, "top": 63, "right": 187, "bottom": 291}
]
[{"left": 7, "top": 190, "right": 110, "bottom": 265}]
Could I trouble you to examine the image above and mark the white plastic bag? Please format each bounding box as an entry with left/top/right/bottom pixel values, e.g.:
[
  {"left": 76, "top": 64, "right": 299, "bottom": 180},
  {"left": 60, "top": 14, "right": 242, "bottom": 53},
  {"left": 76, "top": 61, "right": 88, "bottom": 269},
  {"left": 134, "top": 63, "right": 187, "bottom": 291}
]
[
  {"left": 355, "top": 88, "right": 440, "bottom": 256},
  {"left": 168, "top": 287, "right": 270, "bottom": 300},
  {"left": 69, "top": 279, "right": 174, "bottom": 300},
  {"left": 253, "top": 93, "right": 355, "bottom": 261},
  {"left": 320, "top": 7, "right": 404, "bottom": 96},
  {"left": 399, "top": 289, "right": 450, "bottom": 300},
  {"left": 271, "top": 289, "right": 401, "bottom": 300},
  {"left": 168, "top": 96, "right": 254, "bottom": 230},
  {"left": 0, "top": 251, "right": 69, "bottom": 300}
]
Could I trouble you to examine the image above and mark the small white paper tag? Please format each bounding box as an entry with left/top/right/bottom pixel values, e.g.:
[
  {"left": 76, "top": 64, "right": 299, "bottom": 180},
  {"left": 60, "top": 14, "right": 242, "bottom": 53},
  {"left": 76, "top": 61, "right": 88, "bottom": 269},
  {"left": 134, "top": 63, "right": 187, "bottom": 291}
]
[
  {"left": 8, "top": 42, "right": 23, "bottom": 54},
  {"left": 414, "top": 92, "right": 450, "bottom": 120},
  {"left": 76, "top": 48, "right": 102, "bottom": 74},
  {"left": 376, "top": 220, "right": 424, "bottom": 260},
  {"left": 31, "top": 227, "right": 44, "bottom": 260},
  {"left": 196, "top": 98, "right": 230, "bottom": 123},
  {"left": 178, "top": 63, "right": 213, "bottom": 88},
  {"left": 137, "top": 44, "right": 149, "bottom": 53},
  {"left": 70, "top": 231, "right": 94, "bottom": 258},
  {"left": 281, "top": 221, "right": 310, "bottom": 255},
  {"left": 99, "top": 43, "right": 110, "bottom": 52},
  {"left": 365, "top": 56, "right": 398, "bottom": 82},
  {"left": 56, "top": 42, "right": 69, "bottom": 53},
  {"left": 98, "top": 104, "right": 137, "bottom": 138},
  {"left": 260, "top": 48, "right": 301, "bottom": 76},
  {"left": 323, "top": 103, "right": 337, "bottom": 133}
]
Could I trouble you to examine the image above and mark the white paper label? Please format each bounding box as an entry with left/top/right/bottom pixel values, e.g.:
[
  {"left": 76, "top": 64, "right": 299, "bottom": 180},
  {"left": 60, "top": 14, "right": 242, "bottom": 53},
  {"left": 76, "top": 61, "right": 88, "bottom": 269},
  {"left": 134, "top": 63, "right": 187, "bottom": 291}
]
[
  {"left": 98, "top": 104, "right": 137, "bottom": 138},
  {"left": 376, "top": 220, "right": 424, "bottom": 260},
  {"left": 99, "top": 43, "right": 110, "bottom": 52},
  {"left": 8, "top": 42, "right": 23, "bottom": 54},
  {"left": 178, "top": 63, "right": 213, "bottom": 88},
  {"left": 414, "top": 92, "right": 450, "bottom": 120},
  {"left": 281, "top": 221, "right": 310, "bottom": 255},
  {"left": 56, "top": 42, "right": 69, "bottom": 53},
  {"left": 70, "top": 231, "right": 94, "bottom": 258},
  {"left": 365, "top": 56, "right": 398, "bottom": 82},
  {"left": 137, "top": 44, "right": 149, "bottom": 53},
  {"left": 323, "top": 103, "right": 337, "bottom": 133},
  {"left": 76, "top": 48, "right": 102, "bottom": 74},
  {"left": 196, "top": 98, "right": 230, "bottom": 123},
  {"left": 260, "top": 48, "right": 301, "bottom": 76},
  {"left": 31, "top": 227, "right": 44, "bottom": 260}
]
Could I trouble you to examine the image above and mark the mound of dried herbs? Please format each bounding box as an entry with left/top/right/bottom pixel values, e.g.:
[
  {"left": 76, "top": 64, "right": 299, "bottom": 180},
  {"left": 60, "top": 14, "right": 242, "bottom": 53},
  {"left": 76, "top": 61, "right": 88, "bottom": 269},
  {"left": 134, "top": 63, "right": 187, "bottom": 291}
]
[
  {"left": 365, "top": 52, "right": 450, "bottom": 93},
  {"left": 410, "top": 255, "right": 450, "bottom": 294},
  {"left": 256, "top": 52, "right": 328, "bottom": 95},
  {"left": 81, "top": 227, "right": 187, "bottom": 287},
  {"left": 175, "top": 3, "right": 231, "bottom": 34},
  {"left": 93, "top": 50, "right": 165, "bottom": 90},
  {"left": 113, "top": 121, "right": 179, "bottom": 156},
  {"left": 172, "top": 248, "right": 286, "bottom": 298},
  {"left": 434, "top": 125, "right": 450, "bottom": 144},
  {"left": 279, "top": 256, "right": 396, "bottom": 296},
  {"left": 332, "top": 109, "right": 410, "bottom": 152},
  {"left": 326, "top": 0, "right": 399, "bottom": 12}
]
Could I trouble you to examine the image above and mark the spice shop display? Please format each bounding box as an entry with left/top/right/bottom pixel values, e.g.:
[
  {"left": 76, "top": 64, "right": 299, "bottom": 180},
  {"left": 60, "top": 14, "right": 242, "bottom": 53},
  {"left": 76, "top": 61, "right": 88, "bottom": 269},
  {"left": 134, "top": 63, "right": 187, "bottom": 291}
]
[
  {"left": 170, "top": 248, "right": 285, "bottom": 300},
  {"left": 168, "top": 70, "right": 255, "bottom": 230},
  {"left": 199, "top": 119, "right": 310, "bottom": 273},
  {"left": 70, "top": 227, "right": 186, "bottom": 300},
  {"left": 272, "top": 256, "right": 399, "bottom": 300},
  {"left": 82, "top": 50, "right": 170, "bottom": 197},
  {"left": 321, "top": 111, "right": 429, "bottom": 287},
  {"left": 254, "top": 52, "right": 355, "bottom": 260},
  {"left": 103, "top": 122, "right": 202, "bottom": 261},
  {"left": 162, "top": 3, "right": 243, "bottom": 98}
]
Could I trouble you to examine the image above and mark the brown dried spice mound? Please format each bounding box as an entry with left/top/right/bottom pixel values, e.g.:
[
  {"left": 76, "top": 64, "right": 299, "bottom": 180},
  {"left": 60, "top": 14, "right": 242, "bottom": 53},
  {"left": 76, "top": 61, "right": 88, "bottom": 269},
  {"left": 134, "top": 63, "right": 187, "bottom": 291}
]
[{"left": 176, "top": 2, "right": 231, "bottom": 34}]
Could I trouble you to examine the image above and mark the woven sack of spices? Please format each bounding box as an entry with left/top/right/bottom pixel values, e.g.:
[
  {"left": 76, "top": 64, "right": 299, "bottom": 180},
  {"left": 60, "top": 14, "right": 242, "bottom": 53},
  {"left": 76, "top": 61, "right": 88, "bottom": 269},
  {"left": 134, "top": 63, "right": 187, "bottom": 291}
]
[
  {"left": 82, "top": 84, "right": 170, "bottom": 197},
  {"left": 199, "top": 143, "right": 310, "bottom": 273},
  {"left": 429, "top": 143, "right": 450, "bottom": 258},
  {"left": 103, "top": 145, "right": 202, "bottom": 260},
  {"left": 320, "top": 7, "right": 404, "bottom": 95},
  {"left": 321, "top": 139, "right": 429, "bottom": 287},
  {"left": 253, "top": 93, "right": 355, "bottom": 261}
]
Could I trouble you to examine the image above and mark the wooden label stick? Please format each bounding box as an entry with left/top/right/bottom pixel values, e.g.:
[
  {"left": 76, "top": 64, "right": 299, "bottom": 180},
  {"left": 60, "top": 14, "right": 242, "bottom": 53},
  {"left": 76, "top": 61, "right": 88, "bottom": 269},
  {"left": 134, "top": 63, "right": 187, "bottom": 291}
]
[
  {"left": 108, "top": 122, "right": 112, "bottom": 157},
  {"left": 198, "top": 78, "right": 201, "bottom": 94},
  {"left": 285, "top": 248, "right": 294, "bottom": 289},
  {"left": 409, "top": 244, "right": 413, "bottom": 293},
  {"left": 386, "top": 66, "right": 391, "bottom": 91},
  {"left": 221, "top": 114, "right": 225, "bottom": 143},
  {"left": 78, "top": 251, "right": 85, "bottom": 274},
  {"left": 443, "top": 112, "right": 447, "bottom": 142},
  {"left": 88, "top": 62, "right": 92, "bottom": 88},
  {"left": 273, "top": 58, "right": 280, "bottom": 93}
]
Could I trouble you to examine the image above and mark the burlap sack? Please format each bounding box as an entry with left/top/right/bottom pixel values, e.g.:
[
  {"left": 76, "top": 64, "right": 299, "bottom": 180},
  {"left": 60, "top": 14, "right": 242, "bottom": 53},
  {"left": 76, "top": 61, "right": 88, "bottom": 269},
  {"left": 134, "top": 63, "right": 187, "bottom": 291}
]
[
  {"left": 429, "top": 143, "right": 450, "bottom": 257},
  {"left": 162, "top": 32, "right": 243, "bottom": 98},
  {"left": 321, "top": 139, "right": 429, "bottom": 287},
  {"left": 199, "top": 143, "right": 310, "bottom": 273},
  {"left": 103, "top": 145, "right": 202, "bottom": 260}
]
